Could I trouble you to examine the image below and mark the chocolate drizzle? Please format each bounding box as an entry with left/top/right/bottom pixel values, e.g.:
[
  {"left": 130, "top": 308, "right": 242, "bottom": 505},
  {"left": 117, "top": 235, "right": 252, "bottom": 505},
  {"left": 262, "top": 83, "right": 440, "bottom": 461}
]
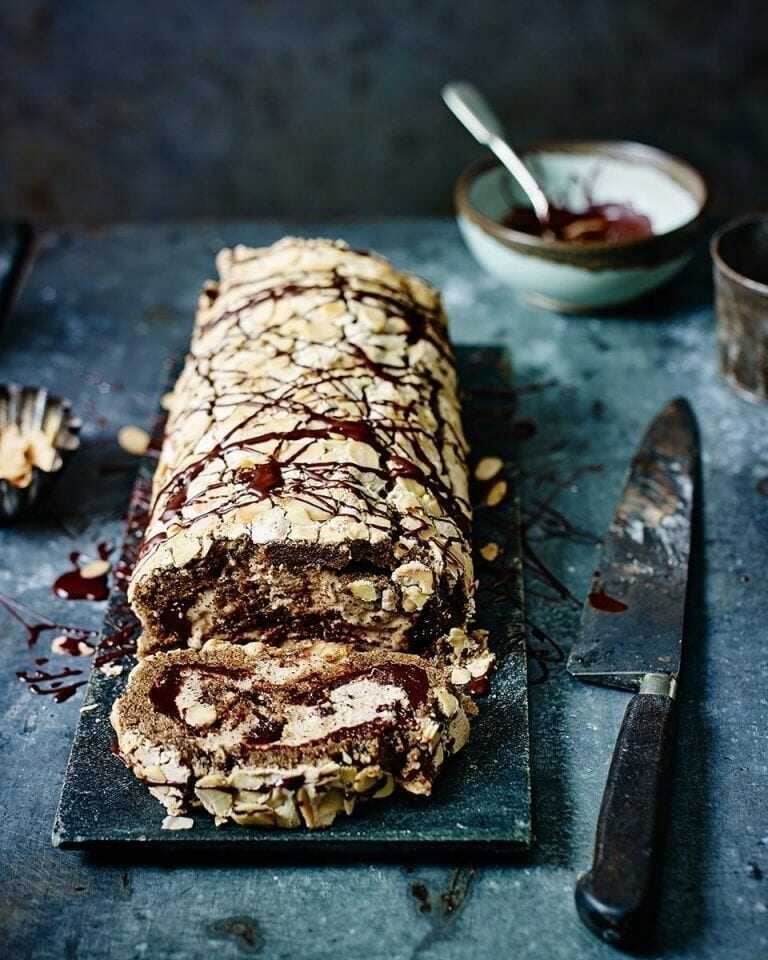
[
  {"left": 588, "top": 585, "right": 628, "bottom": 613},
  {"left": 0, "top": 591, "right": 98, "bottom": 649},
  {"left": 238, "top": 459, "right": 283, "bottom": 494},
  {"left": 137, "top": 247, "right": 470, "bottom": 568},
  {"left": 17, "top": 665, "right": 86, "bottom": 703},
  {"left": 53, "top": 547, "right": 111, "bottom": 602}
]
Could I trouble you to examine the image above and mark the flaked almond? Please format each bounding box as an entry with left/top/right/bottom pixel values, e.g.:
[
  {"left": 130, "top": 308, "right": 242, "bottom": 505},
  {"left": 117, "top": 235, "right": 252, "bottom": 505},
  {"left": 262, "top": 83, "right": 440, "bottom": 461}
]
[
  {"left": 479, "top": 542, "right": 500, "bottom": 562},
  {"left": 435, "top": 686, "right": 459, "bottom": 718},
  {"left": 184, "top": 703, "right": 217, "bottom": 727},
  {"left": 160, "top": 392, "right": 175, "bottom": 411},
  {"left": 450, "top": 666, "right": 472, "bottom": 685},
  {"left": 349, "top": 579, "right": 377, "bottom": 603},
  {"left": 467, "top": 653, "right": 494, "bottom": 678},
  {"left": 161, "top": 815, "right": 194, "bottom": 831},
  {"left": 195, "top": 787, "right": 232, "bottom": 819},
  {"left": 372, "top": 772, "right": 395, "bottom": 799},
  {"left": 474, "top": 456, "right": 504, "bottom": 482},
  {"left": 563, "top": 217, "right": 605, "bottom": 241},
  {"left": 100, "top": 662, "right": 123, "bottom": 677},
  {"left": 79, "top": 559, "right": 110, "bottom": 579},
  {"left": 118, "top": 425, "right": 150, "bottom": 456},
  {"left": 353, "top": 765, "right": 383, "bottom": 794},
  {"left": 485, "top": 480, "right": 508, "bottom": 507}
]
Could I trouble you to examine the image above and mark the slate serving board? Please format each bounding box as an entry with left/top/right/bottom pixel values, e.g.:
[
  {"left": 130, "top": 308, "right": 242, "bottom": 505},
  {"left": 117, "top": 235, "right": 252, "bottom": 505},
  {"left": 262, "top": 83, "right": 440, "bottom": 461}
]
[{"left": 53, "top": 345, "right": 531, "bottom": 852}]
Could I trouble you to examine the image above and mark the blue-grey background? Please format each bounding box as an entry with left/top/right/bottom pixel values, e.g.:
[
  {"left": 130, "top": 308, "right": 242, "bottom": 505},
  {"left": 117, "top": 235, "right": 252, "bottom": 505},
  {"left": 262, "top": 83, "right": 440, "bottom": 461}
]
[{"left": 1, "top": 0, "right": 766, "bottom": 223}]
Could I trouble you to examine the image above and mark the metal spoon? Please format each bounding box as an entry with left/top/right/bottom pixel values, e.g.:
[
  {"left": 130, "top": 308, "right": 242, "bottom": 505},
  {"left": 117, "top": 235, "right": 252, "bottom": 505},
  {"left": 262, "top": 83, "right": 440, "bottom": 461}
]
[{"left": 442, "top": 82, "right": 550, "bottom": 226}]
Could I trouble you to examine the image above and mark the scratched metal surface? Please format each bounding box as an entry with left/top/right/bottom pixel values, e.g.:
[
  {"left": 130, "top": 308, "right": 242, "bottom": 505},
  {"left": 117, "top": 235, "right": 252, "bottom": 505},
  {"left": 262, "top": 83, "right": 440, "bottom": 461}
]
[
  {"left": 52, "top": 346, "right": 531, "bottom": 851},
  {"left": 1, "top": 221, "right": 766, "bottom": 959}
]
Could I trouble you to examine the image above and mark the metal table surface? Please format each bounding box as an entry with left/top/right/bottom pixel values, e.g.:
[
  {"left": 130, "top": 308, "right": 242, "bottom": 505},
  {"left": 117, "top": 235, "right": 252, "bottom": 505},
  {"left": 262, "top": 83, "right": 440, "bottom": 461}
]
[{"left": 1, "top": 220, "right": 765, "bottom": 959}]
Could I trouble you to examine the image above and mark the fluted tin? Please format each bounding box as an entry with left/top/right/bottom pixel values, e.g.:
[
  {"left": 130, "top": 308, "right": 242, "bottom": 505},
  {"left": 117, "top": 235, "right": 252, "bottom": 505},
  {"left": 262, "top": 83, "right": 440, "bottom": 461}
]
[{"left": 0, "top": 384, "right": 80, "bottom": 520}]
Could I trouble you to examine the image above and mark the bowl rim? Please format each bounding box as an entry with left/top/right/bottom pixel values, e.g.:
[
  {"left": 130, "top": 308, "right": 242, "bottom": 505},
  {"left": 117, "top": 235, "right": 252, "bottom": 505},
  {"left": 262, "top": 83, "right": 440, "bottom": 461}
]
[
  {"left": 454, "top": 139, "right": 709, "bottom": 255},
  {"left": 710, "top": 213, "right": 768, "bottom": 298}
]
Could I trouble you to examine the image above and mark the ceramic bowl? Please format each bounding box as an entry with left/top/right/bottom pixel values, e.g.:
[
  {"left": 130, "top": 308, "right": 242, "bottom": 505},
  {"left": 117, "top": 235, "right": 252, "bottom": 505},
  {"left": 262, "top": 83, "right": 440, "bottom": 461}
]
[
  {"left": 0, "top": 384, "right": 81, "bottom": 521},
  {"left": 454, "top": 140, "right": 708, "bottom": 312}
]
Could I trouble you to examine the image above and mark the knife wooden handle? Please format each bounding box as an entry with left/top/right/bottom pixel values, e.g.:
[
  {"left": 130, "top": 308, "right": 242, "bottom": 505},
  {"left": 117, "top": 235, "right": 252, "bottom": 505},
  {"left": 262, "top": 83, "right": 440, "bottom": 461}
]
[{"left": 575, "top": 688, "right": 677, "bottom": 950}]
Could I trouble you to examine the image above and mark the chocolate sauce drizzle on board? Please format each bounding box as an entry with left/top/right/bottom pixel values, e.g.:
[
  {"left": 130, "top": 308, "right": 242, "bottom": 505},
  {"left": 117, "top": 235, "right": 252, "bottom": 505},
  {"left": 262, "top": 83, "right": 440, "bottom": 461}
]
[
  {"left": 53, "top": 542, "right": 113, "bottom": 602},
  {"left": 137, "top": 254, "right": 472, "bottom": 594},
  {"left": 587, "top": 583, "right": 628, "bottom": 613},
  {"left": 0, "top": 592, "right": 98, "bottom": 650},
  {"left": 16, "top": 665, "right": 86, "bottom": 703},
  {"left": 468, "top": 378, "right": 603, "bottom": 684},
  {"left": 0, "top": 592, "right": 98, "bottom": 703}
]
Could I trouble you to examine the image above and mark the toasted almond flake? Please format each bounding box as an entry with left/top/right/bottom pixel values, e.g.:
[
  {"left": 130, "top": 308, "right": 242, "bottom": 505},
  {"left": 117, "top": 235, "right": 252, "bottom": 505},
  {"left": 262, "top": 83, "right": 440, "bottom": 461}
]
[
  {"left": 372, "top": 772, "right": 395, "bottom": 799},
  {"left": 118, "top": 425, "right": 150, "bottom": 456},
  {"left": 435, "top": 686, "right": 459, "bottom": 718},
  {"left": 184, "top": 703, "right": 217, "bottom": 727},
  {"left": 474, "top": 456, "right": 504, "bottom": 482},
  {"left": 467, "top": 653, "right": 495, "bottom": 678},
  {"left": 485, "top": 480, "right": 508, "bottom": 507},
  {"left": 100, "top": 662, "right": 123, "bottom": 677},
  {"left": 161, "top": 815, "right": 194, "bottom": 831},
  {"left": 450, "top": 666, "right": 472, "bottom": 685},
  {"left": 479, "top": 542, "right": 500, "bottom": 562},
  {"left": 349, "top": 579, "right": 377, "bottom": 603},
  {"left": 79, "top": 559, "right": 110, "bottom": 579},
  {"left": 50, "top": 635, "right": 69, "bottom": 654},
  {"left": 563, "top": 217, "right": 606, "bottom": 241}
]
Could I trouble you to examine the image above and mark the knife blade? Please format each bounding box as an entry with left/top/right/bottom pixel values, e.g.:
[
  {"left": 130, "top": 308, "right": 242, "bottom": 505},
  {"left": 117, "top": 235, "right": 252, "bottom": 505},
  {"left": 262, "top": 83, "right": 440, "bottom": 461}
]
[
  {"left": 568, "top": 396, "right": 698, "bottom": 689},
  {"left": 567, "top": 397, "right": 699, "bottom": 951}
]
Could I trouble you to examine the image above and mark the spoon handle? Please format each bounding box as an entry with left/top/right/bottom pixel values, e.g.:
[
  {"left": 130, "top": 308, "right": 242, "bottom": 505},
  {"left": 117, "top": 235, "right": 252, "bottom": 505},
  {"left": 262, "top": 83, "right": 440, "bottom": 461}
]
[{"left": 442, "top": 82, "right": 550, "bottom": 225}]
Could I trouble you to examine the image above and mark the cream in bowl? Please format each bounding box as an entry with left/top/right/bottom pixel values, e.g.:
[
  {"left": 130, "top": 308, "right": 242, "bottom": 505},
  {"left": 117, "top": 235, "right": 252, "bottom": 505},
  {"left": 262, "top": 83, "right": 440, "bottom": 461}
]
[{"left": 455, "top": 140, "right": 707, "bottom": 312}]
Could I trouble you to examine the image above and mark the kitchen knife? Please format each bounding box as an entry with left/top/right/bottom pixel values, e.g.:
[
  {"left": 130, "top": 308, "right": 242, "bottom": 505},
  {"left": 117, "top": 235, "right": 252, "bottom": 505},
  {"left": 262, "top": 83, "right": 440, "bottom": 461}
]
[{"left": 567, "top": 397, "right": 699, "bottom": 950}]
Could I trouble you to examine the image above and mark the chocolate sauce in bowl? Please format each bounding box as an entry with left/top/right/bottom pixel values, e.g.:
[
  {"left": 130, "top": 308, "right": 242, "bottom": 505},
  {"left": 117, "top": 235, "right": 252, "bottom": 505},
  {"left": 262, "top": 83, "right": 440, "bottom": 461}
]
[{"left": 501, "top": 202, "right": 653, "bottom": 244}]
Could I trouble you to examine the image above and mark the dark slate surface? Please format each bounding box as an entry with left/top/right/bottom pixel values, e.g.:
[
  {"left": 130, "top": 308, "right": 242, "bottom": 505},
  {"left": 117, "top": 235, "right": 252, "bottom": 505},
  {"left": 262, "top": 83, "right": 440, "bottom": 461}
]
[
  {"left": 1, "top": 220, "right": 766, "bottom": 958},
  {"left": 53, "top": 347, "right": 531, "bottom": 851}
]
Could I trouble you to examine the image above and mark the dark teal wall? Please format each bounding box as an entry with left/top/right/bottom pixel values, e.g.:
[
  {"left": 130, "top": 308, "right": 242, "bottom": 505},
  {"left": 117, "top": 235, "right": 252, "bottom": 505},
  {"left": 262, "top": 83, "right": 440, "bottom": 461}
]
[{"left": 1, "top": 0, "right": 764, "bottom": 222}]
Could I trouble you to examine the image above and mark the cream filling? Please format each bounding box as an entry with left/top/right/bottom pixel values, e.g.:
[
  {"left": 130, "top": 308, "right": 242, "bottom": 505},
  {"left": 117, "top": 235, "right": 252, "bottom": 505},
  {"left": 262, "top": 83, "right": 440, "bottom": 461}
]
[
  {"left": 279, "top": 679, "right": 405, "bottom": 746},
  {"left": 169, "top": 673, "right": 409, "bottom": 751}
]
